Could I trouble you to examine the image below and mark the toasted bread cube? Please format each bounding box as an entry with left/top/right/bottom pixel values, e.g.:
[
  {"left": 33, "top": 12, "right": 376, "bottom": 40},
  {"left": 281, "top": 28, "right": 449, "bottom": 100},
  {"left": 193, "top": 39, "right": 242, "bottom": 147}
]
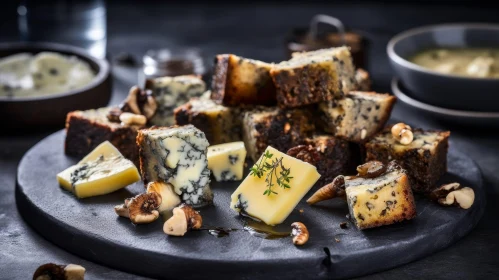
[
  {"left": 365, "top": 128, "right": 450, "bottom": 193},
  {"left": 287, "top": 135, "right": 359, "bottom": 188},
  {"left": 346, "top": 161, "right": 416, "bottom": 229},
  {"left": 242, "top": 107, "right": 315, "bottom": 161},
  {"left": 272, "top": 47, "right": 356, "bottom": 108},
  {"left": 211, "top": 54, "right": 276, "bottom": 106},
  {"left": 318, "top": 91, "right": 396, "bottom": 143},
  {"left": 174, "top": 98, "right": 243, "bottom": 145},
  {"left": 65, "top": 107, "right": 142, "bottom": 165}
]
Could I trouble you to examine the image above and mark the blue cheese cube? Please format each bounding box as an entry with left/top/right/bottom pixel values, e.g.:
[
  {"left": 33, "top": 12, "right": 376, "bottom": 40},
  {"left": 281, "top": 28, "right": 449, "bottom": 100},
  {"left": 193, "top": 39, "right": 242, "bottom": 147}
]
[
  {"left": 207, "top": 141, "right": 247, "bottom": 181},
  {"left": 146, "top": 75, "right": 206, "bottom": 126},
  {"left": 137, "top": 125, "right": 213, "bottom": 207}
]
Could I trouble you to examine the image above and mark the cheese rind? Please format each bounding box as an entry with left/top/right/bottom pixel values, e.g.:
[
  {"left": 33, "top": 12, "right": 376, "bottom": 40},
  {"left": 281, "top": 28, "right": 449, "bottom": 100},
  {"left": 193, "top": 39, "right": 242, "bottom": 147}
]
[
  {"left": 57, "top": 142, "right": 140, "bottom": 198},
  {"left": 207, "top": 141, "right": 247, "bottom": 181},
  {"left": 230, "top": 146, "right": 321, "bottom": 225},
  {"left": 137, "top": 125, "right": 213, "bottom": 207},
  {"left": 146, "top": 75, "right": 206, "bottom": 126},
  {"left": 345, "top": 164, "right": 416, "bottom": 229}
]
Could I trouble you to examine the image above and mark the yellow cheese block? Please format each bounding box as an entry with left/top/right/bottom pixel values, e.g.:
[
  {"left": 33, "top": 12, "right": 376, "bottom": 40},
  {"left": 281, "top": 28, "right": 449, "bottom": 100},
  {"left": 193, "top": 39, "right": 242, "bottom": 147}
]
[
  {"left": 230, "top": 146, "right": 320, "bottom": 225},
  {"left": 57, "top": 142, "right": 140, "bottom": 198},
  {"left": 78, "top": 140, "right": 121, "bottom": 163},
  {"left": 207, "top": 141, "right": 247, "bottom": 181},
  {"left": 57, "top": 141, "right": 123, "bottom": 192}
]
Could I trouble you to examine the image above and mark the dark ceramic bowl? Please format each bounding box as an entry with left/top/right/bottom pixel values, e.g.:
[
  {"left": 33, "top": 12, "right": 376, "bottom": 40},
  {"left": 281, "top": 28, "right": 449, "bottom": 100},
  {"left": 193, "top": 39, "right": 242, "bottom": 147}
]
[
  {"left": 0, "top": 42, "right": 111, "bottom": 128},
  {"left": 387, "top": 23, "right": 499, "bottom": 112}
]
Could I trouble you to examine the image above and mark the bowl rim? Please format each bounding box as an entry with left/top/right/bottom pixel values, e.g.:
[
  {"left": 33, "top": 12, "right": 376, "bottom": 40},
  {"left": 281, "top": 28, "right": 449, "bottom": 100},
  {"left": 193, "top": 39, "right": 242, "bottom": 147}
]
[
  {"left": 391, "top": 77, "right": 499, "bottom": 118},
  {"left": 0, "top": 41, "right": 110, "bottom": 102},
  {"left": 387, "top": 23, "right": 499, "bottom": 81}
]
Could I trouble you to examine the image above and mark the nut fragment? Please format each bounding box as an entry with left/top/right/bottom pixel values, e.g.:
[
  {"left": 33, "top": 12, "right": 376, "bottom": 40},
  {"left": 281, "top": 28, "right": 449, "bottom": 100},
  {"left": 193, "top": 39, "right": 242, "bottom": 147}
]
[
  {"left": 63, "top": 264, "right": 86, "bottom": 280},
  {"left": 430, "top": 183, "right": 475, "bottom": 209},
  {"left": 106, "top": 107, "right": 123, "bottom": 123},
  {"left": 356, "top": 161, "right": 387, "bottom": 178},
  {"left": 120, "top": 86, "right": 157, "bottom": 120},
  {"left": 142, "top": 94, "right": 158, "bottom": 119},
  {"left": 128, "top": 192, "right": 162, "bottom": 224},
  {"left": 163, "top": 204, "right": 202, "bottom": 236},
  {"left": 121, "top": 86, "right": 142, "bottom": 115},
  {"left": 33, "top": 263, "right": 85, "bottom": 280},
  {"left": 291, "top": 222, "right": 309, "bottom": 246},
  {"left": 146, "top": 181, "right": 181, "bottom": 213},
  {"left": 114, "top": 198, "right": 132, "bottom": 218},
  {"left": 119, "top": 112, "right": 147, "bottom": 126},
  {"left": 306, "top": 175, "right": 345, "bottom": 205},
  {"left": 391, "top": 123, "right": 413, "bottom": 145}
]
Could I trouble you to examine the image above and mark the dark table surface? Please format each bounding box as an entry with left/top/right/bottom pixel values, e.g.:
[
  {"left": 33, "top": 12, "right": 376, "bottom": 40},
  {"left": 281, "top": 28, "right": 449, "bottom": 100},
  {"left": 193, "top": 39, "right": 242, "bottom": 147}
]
[{"left": 1, "top": 1, "right": 499, "bottom": 279}]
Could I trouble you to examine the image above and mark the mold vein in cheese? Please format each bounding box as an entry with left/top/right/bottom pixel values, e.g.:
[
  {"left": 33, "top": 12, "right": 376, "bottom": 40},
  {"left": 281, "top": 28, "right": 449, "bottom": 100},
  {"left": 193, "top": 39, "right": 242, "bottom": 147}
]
[{"left": 137, "top": 125, "right": 213, "bottom": 206}]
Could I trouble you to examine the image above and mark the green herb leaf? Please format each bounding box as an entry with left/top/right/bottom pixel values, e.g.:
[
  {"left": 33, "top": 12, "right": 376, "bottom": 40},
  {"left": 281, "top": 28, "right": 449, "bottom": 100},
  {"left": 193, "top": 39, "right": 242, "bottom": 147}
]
[{"left": 249, "top": 151, "right": 293, "bottom": 197}]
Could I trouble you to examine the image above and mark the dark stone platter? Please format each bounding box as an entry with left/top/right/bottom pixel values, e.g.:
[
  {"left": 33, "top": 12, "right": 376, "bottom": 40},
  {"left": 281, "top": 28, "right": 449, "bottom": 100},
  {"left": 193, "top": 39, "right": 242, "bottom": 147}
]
[{"left": 16, "top": 130, "right": 485, "bottom": 280}]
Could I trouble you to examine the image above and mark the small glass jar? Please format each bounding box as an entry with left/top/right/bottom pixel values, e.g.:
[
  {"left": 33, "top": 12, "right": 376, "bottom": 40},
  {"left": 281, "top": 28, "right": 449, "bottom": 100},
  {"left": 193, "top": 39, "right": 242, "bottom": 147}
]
[{"left": 139, "top": 48, "right": 205, "bottom": 86}]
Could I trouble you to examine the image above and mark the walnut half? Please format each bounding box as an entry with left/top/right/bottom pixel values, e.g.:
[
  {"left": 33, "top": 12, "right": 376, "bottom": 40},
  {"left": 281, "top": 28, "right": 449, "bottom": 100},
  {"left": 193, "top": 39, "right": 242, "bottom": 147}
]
[
  {"left": 33, "top": 263, "right": 85, "bottom": 280},
  {"left": 429, "top": 183, "right": 475, "bottom": 209}
]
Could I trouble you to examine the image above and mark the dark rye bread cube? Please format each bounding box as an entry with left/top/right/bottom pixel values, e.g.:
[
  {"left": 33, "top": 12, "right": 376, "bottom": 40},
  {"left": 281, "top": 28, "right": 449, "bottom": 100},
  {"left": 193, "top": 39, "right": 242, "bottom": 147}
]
[
  {"left": 271, "top": 46, "right": 357, "bottom": 108},
  {"left": 242, "top": 107, "right": 316, "bottom": 161},
  {"left": 318, "top": 91, "right": 396, "bottom": 143},
  {"left": 65, "top": 107, "right": 142, "bottom": 165},
  {"left": 211, "top": 54, "right": 276, "bottom": 106},
  {"left": 174, "top": 98, "right": 243, "bottom": 145},
  {"left": 287, "top": 135, "right": 359, "bottom": 189},
  {"left": 365, "top": 127, "right": 450, "bottom": 193}
]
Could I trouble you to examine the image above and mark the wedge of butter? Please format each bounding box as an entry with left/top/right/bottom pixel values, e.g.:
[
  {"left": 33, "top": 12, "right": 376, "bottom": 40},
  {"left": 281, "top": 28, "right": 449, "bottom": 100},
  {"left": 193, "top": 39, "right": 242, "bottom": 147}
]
[
  {"left": 230, "top": 146, "right": 320, "bottom": 225},
  {"left": 57, "top": 141, "right": 140, "bottom": 198},
  {"left": 207, "top": 141, "right": 247, "bottom": 181}
]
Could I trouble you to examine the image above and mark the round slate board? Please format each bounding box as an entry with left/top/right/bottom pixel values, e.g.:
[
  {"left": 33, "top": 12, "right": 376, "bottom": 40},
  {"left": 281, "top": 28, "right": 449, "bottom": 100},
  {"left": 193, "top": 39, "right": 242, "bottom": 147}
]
[{"left": 16, "top": 130, "right": 485, "bottom": 280}]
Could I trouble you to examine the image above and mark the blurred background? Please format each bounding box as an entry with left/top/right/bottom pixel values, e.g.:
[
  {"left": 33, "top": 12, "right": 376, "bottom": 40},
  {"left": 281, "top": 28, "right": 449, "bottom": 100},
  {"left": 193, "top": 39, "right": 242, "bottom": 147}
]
[{"left": 2, "top": 0, "right": 499, "bottom": 103}]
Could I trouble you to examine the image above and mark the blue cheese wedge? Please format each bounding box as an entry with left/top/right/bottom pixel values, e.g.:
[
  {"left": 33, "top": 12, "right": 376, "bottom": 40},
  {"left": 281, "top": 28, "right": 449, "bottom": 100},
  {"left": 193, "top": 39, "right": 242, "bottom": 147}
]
[
  {"left": 207, "top": 141, "right": 247, "bottom": 181},
  {"left": 57, "top": 141, "right": 140, "bottom": 198},
  {"left": 146, "top": 75, "right": 206, "bottom": 126},
  {"left": 137, "top": 125, "right": 213, "bottom": 207},
  {"left": 345, "top": 162, "right": 416, "bottom": 229},
  {"left": 230, "top": 146, "right": 320, "bottom": 225}
]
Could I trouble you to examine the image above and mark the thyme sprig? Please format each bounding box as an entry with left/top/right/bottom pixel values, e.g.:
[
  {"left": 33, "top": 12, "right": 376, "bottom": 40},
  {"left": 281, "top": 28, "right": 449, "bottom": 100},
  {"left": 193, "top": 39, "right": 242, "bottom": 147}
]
[{"left": 249, "top": 150, "right": 293, "bottom": 196}]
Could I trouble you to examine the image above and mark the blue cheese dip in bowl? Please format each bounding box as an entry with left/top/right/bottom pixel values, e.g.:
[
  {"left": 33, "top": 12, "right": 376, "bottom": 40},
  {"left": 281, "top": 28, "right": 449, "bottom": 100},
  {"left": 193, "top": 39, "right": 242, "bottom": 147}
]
[
  {"left": 387, "top": 23, "right": 499, "bottom": 112},
  {"left": 0, "top": 42, "right": 111, "bottom": 127}
]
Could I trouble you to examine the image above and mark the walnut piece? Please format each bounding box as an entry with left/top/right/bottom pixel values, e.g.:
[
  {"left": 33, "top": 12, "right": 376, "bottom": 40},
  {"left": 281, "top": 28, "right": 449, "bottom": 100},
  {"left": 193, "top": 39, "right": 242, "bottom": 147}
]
[
  {"left": 163, "top": 204, "right": 203, "bottom": 236},
  {"left": 127, "top": 192, "right": 162, "bottom": 224},
  {"left": 356, "top": 161, "right": 386, "bottom": 178},
  {"left": 391, "top": 122, "right": 413, "bottom": 145},
  {"left": 291, "top": 222, "right": 309, "bottom": 246},
  {"left": 429, "top": 182, "right": 475, "bottom": 209},
  {"left": 33, "top": 263, "right": 85, "bottom": 280}
]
